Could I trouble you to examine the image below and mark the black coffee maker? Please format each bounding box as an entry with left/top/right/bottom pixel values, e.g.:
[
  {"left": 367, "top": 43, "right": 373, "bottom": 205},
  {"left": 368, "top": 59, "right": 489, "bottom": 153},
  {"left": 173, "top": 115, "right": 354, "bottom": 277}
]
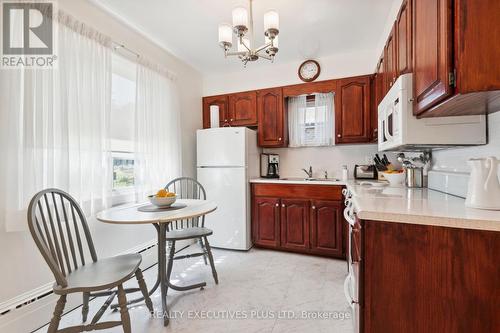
[{"left": 261, "top": 153, "right": 280, "bottom": 178}]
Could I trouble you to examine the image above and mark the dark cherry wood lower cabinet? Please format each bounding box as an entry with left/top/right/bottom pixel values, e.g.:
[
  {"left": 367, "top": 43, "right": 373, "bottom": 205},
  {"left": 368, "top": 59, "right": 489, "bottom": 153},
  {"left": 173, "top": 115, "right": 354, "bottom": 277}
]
[
  {"left": 310, "top": 200, "right": 343, "bottom": 257},
  {"left": 361, "top": 220, "right": 500, "bottom": 333},
  {"left": 251, "top": 184, "right": 345, "bottom": 259},
  {"left": 280, "top": 199, "right": 310, "bottom": 251},
  {"left": 252, "top": 197, "right": 280, "bottom": 247}
]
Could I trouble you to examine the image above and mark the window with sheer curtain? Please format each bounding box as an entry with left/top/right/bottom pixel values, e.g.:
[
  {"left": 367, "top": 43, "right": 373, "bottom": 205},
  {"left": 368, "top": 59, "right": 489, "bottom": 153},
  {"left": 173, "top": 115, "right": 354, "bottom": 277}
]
[
  {"left": 288, "top": 93, "right": 335, "bottom": 147},
  {"left": 0, "top": 10, "right": 181, "bottom": 232}
]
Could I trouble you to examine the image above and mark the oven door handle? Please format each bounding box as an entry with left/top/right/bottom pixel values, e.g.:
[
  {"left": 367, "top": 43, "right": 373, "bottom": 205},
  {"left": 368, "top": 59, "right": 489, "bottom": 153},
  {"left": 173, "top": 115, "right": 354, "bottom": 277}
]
[
  {"left": 344, "top": 275, "right": 358, "bottom": 308},
  {"left": 344, "top": 208, "right": 355, "bottom": 226}
]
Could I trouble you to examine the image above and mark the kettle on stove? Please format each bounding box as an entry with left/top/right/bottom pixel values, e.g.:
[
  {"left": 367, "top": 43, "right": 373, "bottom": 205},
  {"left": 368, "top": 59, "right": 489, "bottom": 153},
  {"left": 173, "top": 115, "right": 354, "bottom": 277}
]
[{"left": 465, "top": 156, "right": 500, "bottom": 210}]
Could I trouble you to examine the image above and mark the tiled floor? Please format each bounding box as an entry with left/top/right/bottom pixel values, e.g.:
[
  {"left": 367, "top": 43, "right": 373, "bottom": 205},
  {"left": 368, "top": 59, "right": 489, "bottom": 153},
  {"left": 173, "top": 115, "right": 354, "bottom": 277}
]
[{"left": 37, "top": 247, "right": 353, "bottom": 333}]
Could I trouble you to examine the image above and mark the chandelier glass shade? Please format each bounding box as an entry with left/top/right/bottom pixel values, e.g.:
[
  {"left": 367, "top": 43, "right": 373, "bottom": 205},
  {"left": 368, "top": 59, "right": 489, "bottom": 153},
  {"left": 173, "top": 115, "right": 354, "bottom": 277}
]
[{"left": 218, "top": 0, "right": 280, "bottom": 66}]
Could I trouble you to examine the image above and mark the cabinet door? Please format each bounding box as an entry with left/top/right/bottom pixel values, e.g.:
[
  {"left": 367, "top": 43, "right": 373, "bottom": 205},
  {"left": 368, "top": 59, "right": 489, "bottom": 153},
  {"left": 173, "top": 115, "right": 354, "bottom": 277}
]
[
  {"left": 202, "top": 95, "right": 228, "bottom": 128},
  {"left": 228, "top": 91, "right": 257, "bottom": 126},
  {"left": 412, "top": 0, "right": 453, "bottom": 115},
  {"left": 384, "top": 23, "right": 397, "bottom": 91},
  {"left": 372, "top": 56, "right": 385, "bottom": 142},
  {"left": 280, "top": 199, "right": 310, "bottom": 251},
  {"left": 257, "top": 88, "right": 286, "bottom": 147},
  {"left": 396, "top": 0, "right": 412, "bottom": 76},
  {"left": 310, "top": 200, "right": 343, "bottom": 258},
  {"left": 252, "top": 197, "right": 280, "bottom": 247},
  {"left": 335, "top": 76, "right": 372, "bottom": 144}
]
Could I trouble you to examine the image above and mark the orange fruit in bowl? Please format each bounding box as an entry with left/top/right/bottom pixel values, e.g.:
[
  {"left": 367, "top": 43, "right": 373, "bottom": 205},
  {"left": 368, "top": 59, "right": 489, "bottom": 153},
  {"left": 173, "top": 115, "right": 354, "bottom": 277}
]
[{"left": 156, "top": 189, "right": 168, "bottom": 198}]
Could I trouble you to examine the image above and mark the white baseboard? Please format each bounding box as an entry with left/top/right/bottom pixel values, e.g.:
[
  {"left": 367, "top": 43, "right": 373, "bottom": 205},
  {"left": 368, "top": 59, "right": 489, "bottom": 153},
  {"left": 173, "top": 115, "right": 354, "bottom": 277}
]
[{"left": 0, "top": 239, "right": 159, "bottom": 333}]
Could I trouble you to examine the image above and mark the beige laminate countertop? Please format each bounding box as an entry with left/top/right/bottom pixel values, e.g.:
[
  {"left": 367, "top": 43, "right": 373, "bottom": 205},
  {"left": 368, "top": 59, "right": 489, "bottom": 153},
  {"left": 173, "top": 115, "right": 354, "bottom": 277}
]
[
  {"left": 346, "top": 181, "right": 500, "bottom": 232},
  {"left": 250, "top": 178, "right": 347, "bottom": 186}
]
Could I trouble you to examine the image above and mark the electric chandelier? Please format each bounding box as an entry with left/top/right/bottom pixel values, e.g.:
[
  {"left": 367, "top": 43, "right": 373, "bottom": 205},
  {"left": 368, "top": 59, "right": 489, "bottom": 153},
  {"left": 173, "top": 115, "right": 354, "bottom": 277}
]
[{"left": 218, "top": 0, "right": 280, "bottom": 66}]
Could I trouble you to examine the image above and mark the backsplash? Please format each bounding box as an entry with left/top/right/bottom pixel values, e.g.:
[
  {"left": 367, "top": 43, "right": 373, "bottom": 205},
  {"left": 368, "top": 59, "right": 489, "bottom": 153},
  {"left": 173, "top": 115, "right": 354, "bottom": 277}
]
[
  {"left": 431, "top": 111, "right": 500, "bottom": 173},
  {"left": 264, "top": 144, "right": 379, "bottom": 180}
]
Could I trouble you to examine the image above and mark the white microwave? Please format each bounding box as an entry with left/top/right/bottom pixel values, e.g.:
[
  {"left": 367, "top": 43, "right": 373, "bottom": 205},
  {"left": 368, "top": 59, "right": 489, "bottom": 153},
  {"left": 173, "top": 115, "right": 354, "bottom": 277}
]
[{"left": 378, "top": 74, "right": 487, "bottom": 152}]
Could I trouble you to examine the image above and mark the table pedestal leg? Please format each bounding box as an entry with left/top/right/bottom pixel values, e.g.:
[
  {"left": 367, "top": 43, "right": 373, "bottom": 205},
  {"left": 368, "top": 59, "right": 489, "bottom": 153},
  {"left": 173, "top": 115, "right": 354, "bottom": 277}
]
[
  {"left": 112, "top": 222, "right": 207, "bottom": 327},
  {"left": 111, "top": 224, "right": 162, "bottom": 310},
  {"left": 158, "top": 223, "right": 169, "bottom": 326}
]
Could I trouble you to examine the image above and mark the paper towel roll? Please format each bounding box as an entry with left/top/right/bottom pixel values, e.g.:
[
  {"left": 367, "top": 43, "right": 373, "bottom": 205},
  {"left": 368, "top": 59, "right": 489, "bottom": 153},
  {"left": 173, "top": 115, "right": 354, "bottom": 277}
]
[{"left": 210, "top": 105, "right": 220, "bottom": 128}]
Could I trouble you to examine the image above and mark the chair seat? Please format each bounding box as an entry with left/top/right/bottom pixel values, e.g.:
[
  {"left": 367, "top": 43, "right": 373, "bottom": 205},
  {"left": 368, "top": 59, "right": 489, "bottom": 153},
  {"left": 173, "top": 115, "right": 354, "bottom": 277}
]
[
  {"left": 165, "top": 226, "right": 213, "bottom": 241},
  {"left": 53, "top": 254, "right": 142, "bottom": 295}
]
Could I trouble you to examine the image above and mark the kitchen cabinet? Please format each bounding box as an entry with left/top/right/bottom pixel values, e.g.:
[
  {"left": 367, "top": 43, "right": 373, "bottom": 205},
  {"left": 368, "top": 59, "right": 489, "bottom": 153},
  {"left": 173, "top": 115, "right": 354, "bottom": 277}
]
[
  {"left": 371, "top": 56, "right": 385, "bottom": 142},
  {"left": 280, "top": 199, "right": 310, "bottom": 251},
  {"left": 202, "top": 95, "right": 228, "bottom": 128},
  {"left": 412, "top": 0, "right": 453, "bottom": 116},
  {"left": 335, "top": 75, "right": 372, "bottom": 144},
  {"left": 310, "top": 200, "right": 343, "bottom": 257},
  {"left": 412, "top": 0, "right": 500, "bottom": 117},
  {"left": 203, "top": 75, "right": 378, "bottom": 145},
  {"left": 257, "top": 87, "right": 286, "bottom": 147},
  {"left": 396, "top": 0, "right": 412, "bottom": 76},
  {"left": 228, "top": 91, "right": 257, "bottom": 126},
  {"left": 252, "top": 197, "right": 280, "bottom": 247},
  {"left": 383, "top": 23, "right": 397, "bottom": 92},
  {"left": 251, "top": 183, "right": 345, "bottom": 259},
  {"left": 359, "top": 220, "right": 500, "bottom": 332}
]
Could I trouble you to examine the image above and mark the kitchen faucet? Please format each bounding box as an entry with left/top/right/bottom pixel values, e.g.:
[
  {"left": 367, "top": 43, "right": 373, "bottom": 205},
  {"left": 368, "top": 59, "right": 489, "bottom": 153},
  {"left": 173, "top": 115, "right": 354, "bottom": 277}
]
[{"left": 302, "top": 166, "right": 313, "bottom": 178}]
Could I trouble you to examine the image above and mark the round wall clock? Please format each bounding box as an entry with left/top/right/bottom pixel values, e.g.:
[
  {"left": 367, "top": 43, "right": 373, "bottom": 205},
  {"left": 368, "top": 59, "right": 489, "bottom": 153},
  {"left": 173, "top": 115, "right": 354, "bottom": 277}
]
[{"left": 298, "top": 60, "right": 321, "bottom": 82}]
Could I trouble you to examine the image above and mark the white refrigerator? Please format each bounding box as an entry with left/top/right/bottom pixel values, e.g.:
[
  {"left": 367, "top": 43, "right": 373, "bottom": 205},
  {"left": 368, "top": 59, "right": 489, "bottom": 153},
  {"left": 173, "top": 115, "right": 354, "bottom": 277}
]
[{"left": 196, "top": 127, "right": 260, "bottom": 250}]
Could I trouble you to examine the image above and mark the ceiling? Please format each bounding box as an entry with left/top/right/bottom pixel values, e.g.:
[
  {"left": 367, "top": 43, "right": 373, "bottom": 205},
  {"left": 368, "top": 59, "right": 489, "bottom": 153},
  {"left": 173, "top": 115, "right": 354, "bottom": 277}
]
[{"left": 93, "top": 0, "right": 396, "bottom": 75}]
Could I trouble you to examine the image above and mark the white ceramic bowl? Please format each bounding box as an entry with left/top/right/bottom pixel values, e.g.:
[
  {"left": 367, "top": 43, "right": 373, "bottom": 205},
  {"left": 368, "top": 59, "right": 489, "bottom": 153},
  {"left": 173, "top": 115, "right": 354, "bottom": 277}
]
[
  {"left": 148, "top": 194, "right": 177, "bottom": 207},
  {"left": 381, "top": 172, "right": 405, "bottom": 186}
]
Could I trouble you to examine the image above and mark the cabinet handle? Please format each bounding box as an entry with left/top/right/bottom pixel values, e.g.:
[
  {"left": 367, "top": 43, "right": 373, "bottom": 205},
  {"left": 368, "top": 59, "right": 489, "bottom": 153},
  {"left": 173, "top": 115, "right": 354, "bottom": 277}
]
[
  {"left": 282, "top": 204, "right": 285, "bottom": 208},
  {"left": 230, "top": 118, "right": 234, "bottom": 121},
  {"left": 278, "top": 137, "right": 282, "bottom": 141},
  {"left": 275, "top": 203, "right": 279, "bottom": 207},
  {"left": 312, "top": 206, "right": 316, "bottom": 210},
  {"left": 224, "top": 119, "right": 228, "bottom": 122},
  {"left": 337, "top": 134, "right": 341, "bottom": 138}
]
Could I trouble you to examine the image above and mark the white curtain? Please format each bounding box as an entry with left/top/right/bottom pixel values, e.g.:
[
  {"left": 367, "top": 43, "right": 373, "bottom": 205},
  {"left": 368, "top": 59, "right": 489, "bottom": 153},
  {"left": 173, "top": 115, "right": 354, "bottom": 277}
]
[
  {"left": 134, "top": 61, "right": 181, "bottom": 200},
  {"left": 288, "top": 93, "right": 335, "bottom": 147},
  {"left": 0, "top": 12, "right": 112, "bottom": 232}
]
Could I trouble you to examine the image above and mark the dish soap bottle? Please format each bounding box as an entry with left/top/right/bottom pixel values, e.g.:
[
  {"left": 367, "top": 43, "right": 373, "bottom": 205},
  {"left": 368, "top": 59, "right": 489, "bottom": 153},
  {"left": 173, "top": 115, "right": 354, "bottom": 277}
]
[{"left": 342, "top": 165, "right": 349, "bottom": 181}]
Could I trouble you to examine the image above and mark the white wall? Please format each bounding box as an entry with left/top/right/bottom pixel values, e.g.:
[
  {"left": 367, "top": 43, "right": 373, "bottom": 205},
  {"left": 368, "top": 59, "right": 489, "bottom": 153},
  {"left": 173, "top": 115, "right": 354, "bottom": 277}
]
[
  {"left": 0, "top": 0, "right": 202, "bottom": 313},
  {"left": 432, "top": 111, "right": 500, "bottom": 173},
  {"left": 203, "top": 50, "right": 378, "bottom": 96},
  {"left": 264, "top": 144, "right": 378, "bottom": 180}
]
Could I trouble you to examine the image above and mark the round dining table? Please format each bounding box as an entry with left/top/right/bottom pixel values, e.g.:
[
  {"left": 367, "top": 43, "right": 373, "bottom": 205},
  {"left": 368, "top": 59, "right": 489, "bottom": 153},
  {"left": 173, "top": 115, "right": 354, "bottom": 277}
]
[{"left": 96, "top": 199, "right": 217, "bottom": 326}]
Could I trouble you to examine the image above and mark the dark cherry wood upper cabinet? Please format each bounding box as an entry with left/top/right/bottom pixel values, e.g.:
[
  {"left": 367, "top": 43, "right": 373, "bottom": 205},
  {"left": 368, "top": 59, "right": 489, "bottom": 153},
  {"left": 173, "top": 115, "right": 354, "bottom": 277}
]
[
  {"left": 257, "top": 87, "right": 286, "bottom": 147},
  {"left": 412, "top": 0, "right": 454, "bottom": 116},
  {"left": 414, "top": 0, "right": 500, "bottom": 117},
  {"left": 335, "top": 76, "right": 372, "bottom": 144},
  {"left": 280, "top": 199, "right": 310, "bottom": 251},
  {"left": 227, "top": 91, "right": 257, "bottom": 126},
  {"left": 371, "top": 56, "right": 385, "bottom": 142},
  {"left": 252, "top": 197, "right": 281, "bottom": 247},
  {"left": 384, "top": 23, "right": 398, "bottom": 92},
  {"left": 396, "top": 0, "right": 412, "bottom": 76},
  {"left": 370, "top": 76, "right": 378, "bottom": 143},
  {"left": 310, "top": 200, "right": 343, "bottom": 257},
  {"left": 454, "top": 0, "right": 500, "bottom": 93},
  {"left": 202, "top": 95, "right": 228, "bottom": 128}
]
